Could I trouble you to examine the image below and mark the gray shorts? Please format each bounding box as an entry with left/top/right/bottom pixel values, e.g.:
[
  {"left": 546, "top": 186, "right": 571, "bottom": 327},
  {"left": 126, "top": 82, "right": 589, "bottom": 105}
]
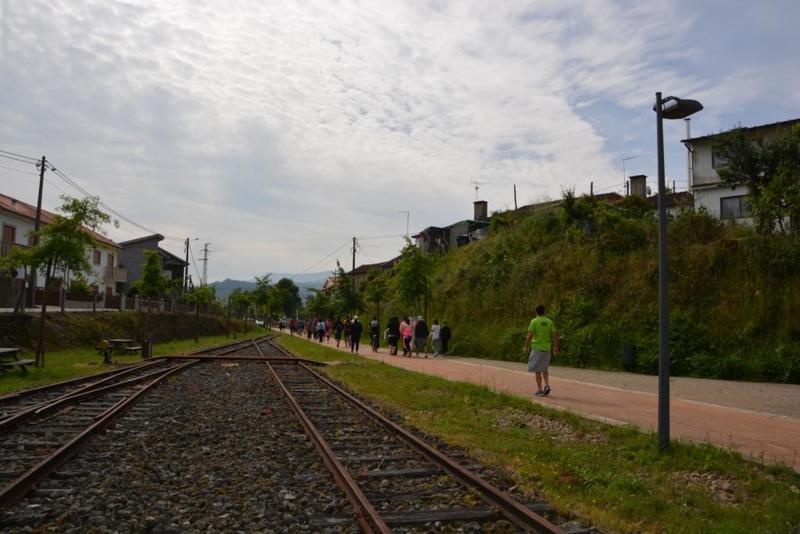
[{"left": 528, "top": 350, "right": 551, "bottom": 373}]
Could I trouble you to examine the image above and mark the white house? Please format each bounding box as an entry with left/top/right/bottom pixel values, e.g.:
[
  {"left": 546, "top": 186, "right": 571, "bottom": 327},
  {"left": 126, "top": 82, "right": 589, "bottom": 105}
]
[
  {"left": 683, "top": 118, "right": 800, "bottom": 221},
  {"left": 0, "top": 193, "right": 125, "bottom": 307}
]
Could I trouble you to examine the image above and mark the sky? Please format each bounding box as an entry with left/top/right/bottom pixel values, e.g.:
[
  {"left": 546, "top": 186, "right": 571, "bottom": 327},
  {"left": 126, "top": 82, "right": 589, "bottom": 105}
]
[{"left": 1, "top": 0, "right": 798, "bottom": 282}]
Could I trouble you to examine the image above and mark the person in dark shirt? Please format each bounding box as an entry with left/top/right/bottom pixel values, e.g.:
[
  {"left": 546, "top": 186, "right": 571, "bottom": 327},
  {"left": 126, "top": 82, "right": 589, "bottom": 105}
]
[
  {"left": 386, "top": 316, "right": 400, "bottom": 355},
  {"left": 440, "top": 322, "right": 452, "bottom": 355},
  {"left": 369, "top": 317, "right": 380, "bottom": 352},
  {"left": 350, "top": 316, "right": 363, "bottom": 353},
  {"left": 413, "top": 315, "right": 429, "bottom": 357},
  {"left": 333, "top": 319, "right": 344, "bottom": 348}
]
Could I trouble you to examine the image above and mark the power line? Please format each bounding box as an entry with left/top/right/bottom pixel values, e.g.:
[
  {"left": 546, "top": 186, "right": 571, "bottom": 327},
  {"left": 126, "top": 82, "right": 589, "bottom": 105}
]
[
  {"left": 0, "top": 163, "right": 37, "bottom": 176},
  {"left": 297, "top": 238, "right": 351, "bottom": 274},
  {"left": 0, "top": 149, "right": 39, "bottom": 163},
  {"left": 0, "top": 153, "right": 38, "bottom": 165}
]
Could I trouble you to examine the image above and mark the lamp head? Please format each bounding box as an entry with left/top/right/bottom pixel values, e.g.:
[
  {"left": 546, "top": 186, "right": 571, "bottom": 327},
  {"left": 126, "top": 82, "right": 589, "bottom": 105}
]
[{"left": 654, "top": 96, "right": 703, "bottom": 119}]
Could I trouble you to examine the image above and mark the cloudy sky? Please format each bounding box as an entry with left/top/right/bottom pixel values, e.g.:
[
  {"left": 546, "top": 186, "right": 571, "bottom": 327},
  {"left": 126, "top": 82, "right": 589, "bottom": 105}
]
[{"left": 1, "top": 0, "right": 798, "bottom": 282}]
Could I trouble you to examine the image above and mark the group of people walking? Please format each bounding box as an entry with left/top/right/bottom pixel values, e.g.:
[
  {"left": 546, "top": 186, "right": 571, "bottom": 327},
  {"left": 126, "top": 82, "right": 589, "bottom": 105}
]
[
  {"left": 281, "top": 314, "right": 452, "bottom": 357},
  {"left": 383, "top": 315, "right": 451, "bottom": 357},
  {"left": 278, "top": 303, "right": 558, "bottom": 399}
]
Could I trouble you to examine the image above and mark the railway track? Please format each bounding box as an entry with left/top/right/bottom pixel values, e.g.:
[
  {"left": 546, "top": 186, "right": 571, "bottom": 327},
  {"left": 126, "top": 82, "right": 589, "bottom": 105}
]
[
  {"left": 258, "top": 338, "right": 584, "bottom": 533},
  {"left": 0, "top": 335, "right": 592, "bottom": 532}
]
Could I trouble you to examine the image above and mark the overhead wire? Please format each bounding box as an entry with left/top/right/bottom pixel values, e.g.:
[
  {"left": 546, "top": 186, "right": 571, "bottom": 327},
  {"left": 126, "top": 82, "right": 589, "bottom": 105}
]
[
  {"left": 0, "top": 153, "right": 39, "bottom": 166},
  {"left": 0, "top": 149, "right": 39, "bottom": 162},
  {"left": 297, "top": 238, "right": 351, "bottom": 274}
]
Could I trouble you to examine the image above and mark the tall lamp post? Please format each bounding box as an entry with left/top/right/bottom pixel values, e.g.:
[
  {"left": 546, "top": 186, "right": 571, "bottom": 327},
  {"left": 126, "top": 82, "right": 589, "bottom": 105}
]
[{"left": 653, "top": 92, "right": 703, "bottom": 450}]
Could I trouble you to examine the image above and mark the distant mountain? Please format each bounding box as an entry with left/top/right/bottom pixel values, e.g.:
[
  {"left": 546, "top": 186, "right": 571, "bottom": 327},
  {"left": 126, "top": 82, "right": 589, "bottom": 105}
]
[{"left": 210, "top": 271, "right": 329, "bottom": 302}]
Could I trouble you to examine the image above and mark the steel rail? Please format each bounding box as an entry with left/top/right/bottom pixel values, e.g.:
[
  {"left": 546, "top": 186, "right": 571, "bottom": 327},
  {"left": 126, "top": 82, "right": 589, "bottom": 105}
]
[
  {"left": 0, "top": 359, "right": 198, "bottom": 510},
  {"left": 263, "top": 359, "right": 391, "bottom": 534},
  {"left": 0, "top": 362, "right": 191, "bottom": 433},
  {"left": 0, "top": 360, "right": 167, "bottom": 423},
  {"left": 283, "top": 352, "right": 564, "bottom": 533},
  {"left": 0, "top": 359, "right": 161, "bottom": 406}
]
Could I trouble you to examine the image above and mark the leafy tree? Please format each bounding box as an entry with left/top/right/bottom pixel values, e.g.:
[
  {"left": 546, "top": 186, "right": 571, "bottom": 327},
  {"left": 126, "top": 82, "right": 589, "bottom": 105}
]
[
  {"left": 1, "top": 196, "right": 112, "bottom": 366},
  {"left": 251, "top": 274, "right": 274, "bottom": 319},
  {"left": 392, "top": 239, "right": 431, "bottom": 316},
  {"left": 362, "top": 268, "right": 389, "bottom": 322},
  {"left": 714, "top": 123, "right": 800, "bottom": 234},
  {"left": 136, "top": 250, "right": 168, "bottom": 308},
  {"left": 183, "top": 285, "right": 218, "bottom": 342},
  {"left": 331, "top": 261, "right": 362, "bottom": 317},
  {"left": 272, "top": 277, "right": 302, "bottom": 317},
  {"left": 305, "top": 289, "right": 335, "bottom": 319},
  {"left": 229, "top": 288, "right": 254, "bottom": 322}
]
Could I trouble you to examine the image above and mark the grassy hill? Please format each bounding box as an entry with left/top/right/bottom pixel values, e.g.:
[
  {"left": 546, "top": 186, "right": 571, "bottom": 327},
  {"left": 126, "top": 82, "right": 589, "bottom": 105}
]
[{"left": 380, "top": 196, "right": 800, "bottom": 383}]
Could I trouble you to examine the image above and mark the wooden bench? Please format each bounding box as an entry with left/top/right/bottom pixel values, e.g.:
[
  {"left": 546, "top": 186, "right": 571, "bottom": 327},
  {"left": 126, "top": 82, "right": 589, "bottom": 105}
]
[{"left": 0, "top": 348, "right": 34, "bottom": 374}]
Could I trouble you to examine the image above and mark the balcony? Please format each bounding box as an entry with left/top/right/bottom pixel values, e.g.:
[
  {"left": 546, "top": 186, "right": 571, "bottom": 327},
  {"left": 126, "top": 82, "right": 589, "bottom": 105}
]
[{"left": 104, "top": 266, "right": 128, "bottom": 283}]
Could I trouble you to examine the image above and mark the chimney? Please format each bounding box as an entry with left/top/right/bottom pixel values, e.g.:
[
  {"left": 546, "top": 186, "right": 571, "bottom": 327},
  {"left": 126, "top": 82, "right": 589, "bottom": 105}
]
[
  {"left": 473, "top": 200, "right": 488, "bottom": 221},
  {"left": 629, "top": 175, "right": 647, "bottom": 198}
]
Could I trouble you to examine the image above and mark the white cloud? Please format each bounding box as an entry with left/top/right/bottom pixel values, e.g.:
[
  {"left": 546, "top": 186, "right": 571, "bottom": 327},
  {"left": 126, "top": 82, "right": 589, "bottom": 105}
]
[{"left": 0, "top": 0, "right": 795, "bottom": 279}]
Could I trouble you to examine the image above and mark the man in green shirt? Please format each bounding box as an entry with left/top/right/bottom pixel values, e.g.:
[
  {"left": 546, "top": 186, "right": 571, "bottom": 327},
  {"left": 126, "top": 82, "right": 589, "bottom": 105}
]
[{"left": 523, "top": 304, "right": 559, "bottom": 397}]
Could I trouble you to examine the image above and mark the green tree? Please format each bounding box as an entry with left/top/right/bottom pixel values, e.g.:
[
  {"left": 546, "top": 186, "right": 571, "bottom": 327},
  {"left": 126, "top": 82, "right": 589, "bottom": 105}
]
[
  {"left": 2, "top": 196, "right": 112, "bottom": 366},
  {"left": 305, "top": 289, "right": 335, "bottom": 319},
  {"left": 714, "top": 123, "right": 800, "bottom": 234},
  {"left": 331, "top": 261, "right": 362, "bottom": 317},
  {"left": 392, "top": 239, "right": 431, "bottom": 316},
  {"left": 272, "top": 277, "right": 302, "bottom": 317},
  {"left": 362, "top": 268, "right": 389, "bottom": 323},
  {"left": 136, "top": 250, "right": 168, "bottom": 307},
  {"left": 183, "top": 285, "right": 218, "bottom": 342}
]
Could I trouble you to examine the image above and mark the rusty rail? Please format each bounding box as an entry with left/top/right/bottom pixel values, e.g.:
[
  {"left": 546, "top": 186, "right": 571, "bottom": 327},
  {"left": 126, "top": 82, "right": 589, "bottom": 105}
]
[
  {"left": 269, "top": 339, "right": 563, "bottom": 533},
  {"left": 263, "top": 358, "right": 391, "bottom": 533},
  {"left": 0, "top": 359, "right": 198, "bottom": 510}
]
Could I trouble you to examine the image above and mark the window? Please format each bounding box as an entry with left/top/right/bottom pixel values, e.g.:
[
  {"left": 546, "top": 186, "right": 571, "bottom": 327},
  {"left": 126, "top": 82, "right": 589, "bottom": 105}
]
[
  {"left": 107, "top": 252, "right": 114, "bottom": 267},
  {"left": 711, "top": 148, "right": 729, "bottom": 169},
  {"left": 720, "top": 195, "right": 750, "bottom": 220},
  {"left": 93, "top": 249, "right": 101, "bottom": 265}
]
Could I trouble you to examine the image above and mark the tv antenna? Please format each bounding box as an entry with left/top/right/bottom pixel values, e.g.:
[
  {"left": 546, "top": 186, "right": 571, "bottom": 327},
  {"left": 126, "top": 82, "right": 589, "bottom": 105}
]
[{"left": 470, "top": 180, "right": 485, "bottom": 200}]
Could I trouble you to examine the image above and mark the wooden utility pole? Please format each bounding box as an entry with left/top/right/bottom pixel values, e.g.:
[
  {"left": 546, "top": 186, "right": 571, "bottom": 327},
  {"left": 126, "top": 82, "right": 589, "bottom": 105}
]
[
  {"left": 590, "top": 181, "right": 594, "bottom": 197},
  {"left": 352, "top": 237, "right": 356, "bottom": 272},
  {"left": 513, "top": 184, "right": 518, "bottom": 210},
  {"left": 26, "top": 156, "right": 46, "bottom": 309},
  {"left": 184, "top": 237, "right": 190, "bottom": 292}
]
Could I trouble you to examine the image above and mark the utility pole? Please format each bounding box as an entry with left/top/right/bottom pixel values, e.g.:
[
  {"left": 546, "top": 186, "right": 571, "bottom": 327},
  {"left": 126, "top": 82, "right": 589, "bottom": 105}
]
[
  {"left": 352, "top": 237, "right": 357, "bottom": 272},
  {"left": 513, "top": 184, "right": 518, "bottom": 210},
  {"left": 200, "top": 243, "right": 211, "bottom": 286},
  {"left": 590, "top": 181, "right": 594, "bottom": 197},
  {"left": 184, "top": 238, "right": 190, "bottom": 292},
  {"left": 25, "top": 156, "right": 46, "bottom": 309}
]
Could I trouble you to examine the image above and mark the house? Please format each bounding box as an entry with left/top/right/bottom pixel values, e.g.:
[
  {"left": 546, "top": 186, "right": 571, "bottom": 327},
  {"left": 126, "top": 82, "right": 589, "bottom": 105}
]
[
  {"left": 682, "top": 118, "right": 800, "bottom": 221},
  {"left": 627, "top": 175, "right": 693, "bottom": 216},
  {"left": 0, "top": 193, "right": 125, "bottom": 307},
  {"left": 117, "top": 234, "right": 188, "bottom": 294},
  {"left": 413, "top": 201, "right": 491, "bottom": 253}
]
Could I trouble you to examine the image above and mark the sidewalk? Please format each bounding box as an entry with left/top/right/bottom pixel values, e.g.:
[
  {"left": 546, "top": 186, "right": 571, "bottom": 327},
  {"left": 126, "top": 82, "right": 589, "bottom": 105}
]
[{"left": 317, "top": 338, "right": 800, "bottom": 471}]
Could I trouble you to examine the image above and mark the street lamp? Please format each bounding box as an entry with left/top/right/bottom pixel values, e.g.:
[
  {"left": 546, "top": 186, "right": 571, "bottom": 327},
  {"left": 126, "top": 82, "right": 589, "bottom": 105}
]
[{"left": 653, "top": 92, "right": 703, "bottom": 450}]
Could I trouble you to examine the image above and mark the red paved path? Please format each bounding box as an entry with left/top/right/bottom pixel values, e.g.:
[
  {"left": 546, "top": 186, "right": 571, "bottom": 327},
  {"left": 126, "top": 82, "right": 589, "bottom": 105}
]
[{"left": 311, "top": 337, "right": 800, "bottom": 471}]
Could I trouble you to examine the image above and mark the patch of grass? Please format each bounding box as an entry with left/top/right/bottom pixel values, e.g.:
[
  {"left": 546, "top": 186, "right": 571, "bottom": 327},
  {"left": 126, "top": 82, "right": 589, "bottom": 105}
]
[
  {"left": 279, "top": 335, "right": 362, "bottom": 363},
  {"left": 0, "top": 334, "right": 238, "bottom": 395},
  {"left": 279, "top": 335, "right": 800, "bottom": 533}
]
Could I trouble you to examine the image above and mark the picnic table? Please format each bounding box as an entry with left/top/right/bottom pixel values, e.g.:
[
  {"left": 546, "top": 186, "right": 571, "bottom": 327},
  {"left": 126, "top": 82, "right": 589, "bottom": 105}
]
[
  {"left": 0, "top": 347, "right": 34, "bottom": 374},
  {"left": 97, "top": 339, "right": 142, "bottom": 364}
]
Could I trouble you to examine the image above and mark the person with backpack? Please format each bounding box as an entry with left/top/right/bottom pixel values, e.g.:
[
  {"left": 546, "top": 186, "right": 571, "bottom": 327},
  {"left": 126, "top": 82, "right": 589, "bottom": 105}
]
[
  {"left": 413, "top": 315, "right": 429, "bottom": 357},
  {"left": 343, "top": 319, "right": 352, "bottom": 349},
  {"left": 386, "top": 316, "right": 400, "bottom": 355},
  {"left": 401, "top": 317, "right": 413, "bottom": 356},
  {"left": 316, "top": 318, "right": 326, "bottom": 343}
]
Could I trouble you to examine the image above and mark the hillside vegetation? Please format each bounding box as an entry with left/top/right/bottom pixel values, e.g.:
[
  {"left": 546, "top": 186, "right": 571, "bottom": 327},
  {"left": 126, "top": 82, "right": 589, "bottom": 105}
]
[{"left": 379, "top": 195, "right": 800, "bottom": 383}]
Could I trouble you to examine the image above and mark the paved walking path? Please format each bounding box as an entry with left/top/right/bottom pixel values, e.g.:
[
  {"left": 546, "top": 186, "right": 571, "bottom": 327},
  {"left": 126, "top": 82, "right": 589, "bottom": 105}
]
[{"left": 308, "top": 336, "right": 800, "bottom": 471}]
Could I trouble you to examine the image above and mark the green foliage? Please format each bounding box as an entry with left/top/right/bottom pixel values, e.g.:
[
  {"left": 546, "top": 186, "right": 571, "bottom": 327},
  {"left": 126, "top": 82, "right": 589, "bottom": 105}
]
[
  {"left": 714, "top": 123, "right": 800, "bottom": 234},
  {"left": 361, "top": 268, "right": 389, "bottom": 318},
  {"left": 392, "top": 239, "right": 432, "bottom": 314},
  {"left": 67, "top": 275, "right": 92, "bottom": 295},
  {"left": 331, "top": 261, "right": 362, "bottom": 316},
  {"left": 136, "top": 249, "right": 168, "bottom": 299},
  {"left": 272, "top": 277, "right": 302, "bottom": 317},
  {"left": 406, "top": 189, "right": 800, "bottom": 383}
]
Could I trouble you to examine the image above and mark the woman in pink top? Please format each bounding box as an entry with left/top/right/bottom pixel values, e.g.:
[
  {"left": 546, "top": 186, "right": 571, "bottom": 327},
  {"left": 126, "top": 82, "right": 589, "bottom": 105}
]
[{"left": 401, "top": 317, "right": 414, "bottom": 356}]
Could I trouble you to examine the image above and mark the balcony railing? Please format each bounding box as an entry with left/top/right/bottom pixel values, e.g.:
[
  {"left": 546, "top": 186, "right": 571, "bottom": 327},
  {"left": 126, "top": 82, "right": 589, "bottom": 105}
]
[
  {"left": 0, "top": 241, "right": 27, "bottom": 257},
  {"left": 103, "top": 266, "right": 127, "bottom": 282}
]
